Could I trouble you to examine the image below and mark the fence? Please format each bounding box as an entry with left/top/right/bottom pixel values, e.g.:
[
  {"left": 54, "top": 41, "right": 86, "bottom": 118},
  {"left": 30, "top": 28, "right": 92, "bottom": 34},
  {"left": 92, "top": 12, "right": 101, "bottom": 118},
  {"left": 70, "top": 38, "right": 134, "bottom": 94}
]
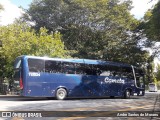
[{"left": 0, "top": 83, "right": 8, "bottom": 95}]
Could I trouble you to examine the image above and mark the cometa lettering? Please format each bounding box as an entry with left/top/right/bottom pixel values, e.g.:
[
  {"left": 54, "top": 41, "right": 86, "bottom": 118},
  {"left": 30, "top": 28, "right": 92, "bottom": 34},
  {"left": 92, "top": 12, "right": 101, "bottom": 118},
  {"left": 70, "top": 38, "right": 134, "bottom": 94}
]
[{"left": 104, "top": 77, "right": 124, "bottom": 84}]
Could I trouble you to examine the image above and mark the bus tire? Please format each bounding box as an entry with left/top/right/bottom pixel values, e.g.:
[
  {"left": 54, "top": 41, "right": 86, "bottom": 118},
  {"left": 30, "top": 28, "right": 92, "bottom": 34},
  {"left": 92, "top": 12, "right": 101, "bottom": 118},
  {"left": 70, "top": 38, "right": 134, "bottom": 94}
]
[
  {"left": 123, "top": 90, "right": 130, "bottom": 99},
  {"left": 56, "top": 88, "right": 67, "bottom": 100}
]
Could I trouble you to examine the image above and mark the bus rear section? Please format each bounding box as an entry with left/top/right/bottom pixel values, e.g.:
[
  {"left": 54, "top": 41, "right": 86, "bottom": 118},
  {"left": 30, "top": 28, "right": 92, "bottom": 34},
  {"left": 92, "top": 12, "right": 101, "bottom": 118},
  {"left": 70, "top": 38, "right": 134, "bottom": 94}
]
[{"left": 13, "top": 56, "right": 24, "bottom": 95}]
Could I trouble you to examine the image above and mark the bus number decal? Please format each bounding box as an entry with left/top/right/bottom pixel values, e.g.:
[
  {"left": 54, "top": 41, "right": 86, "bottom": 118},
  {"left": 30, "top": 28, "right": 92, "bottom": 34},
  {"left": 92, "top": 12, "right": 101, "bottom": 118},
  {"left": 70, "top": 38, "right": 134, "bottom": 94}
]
[
  {"left": 29, "top": 73, "right": 40, "bottom": 77},
  {"left": 104, "top": 77, "right": 124, "bottom": 84}
]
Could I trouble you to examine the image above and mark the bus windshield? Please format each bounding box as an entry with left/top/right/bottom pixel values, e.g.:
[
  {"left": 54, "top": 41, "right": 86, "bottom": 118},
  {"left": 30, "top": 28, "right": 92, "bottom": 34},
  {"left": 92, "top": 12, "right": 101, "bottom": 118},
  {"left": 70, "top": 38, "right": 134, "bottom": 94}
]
[
  {"left": 13, "top": 57, "right": 23, "bottom": 92},
  {"left": 14, "top": 58, "right": 22, "bottom": 69}
]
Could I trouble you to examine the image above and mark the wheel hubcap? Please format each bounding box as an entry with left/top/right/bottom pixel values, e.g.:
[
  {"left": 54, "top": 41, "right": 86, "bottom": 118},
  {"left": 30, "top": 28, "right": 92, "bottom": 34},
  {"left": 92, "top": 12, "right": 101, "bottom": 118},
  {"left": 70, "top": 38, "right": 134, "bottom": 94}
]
[{"left": 59, "top": 91, "right": 65, "bottom": 98}]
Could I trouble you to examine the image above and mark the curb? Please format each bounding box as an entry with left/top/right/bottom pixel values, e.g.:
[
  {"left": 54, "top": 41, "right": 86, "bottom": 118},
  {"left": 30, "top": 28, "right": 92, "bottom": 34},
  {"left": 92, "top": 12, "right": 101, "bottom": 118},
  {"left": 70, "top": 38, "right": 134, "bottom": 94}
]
[{"left": 0, "top": 95, "right": 20, "bottom": 98}]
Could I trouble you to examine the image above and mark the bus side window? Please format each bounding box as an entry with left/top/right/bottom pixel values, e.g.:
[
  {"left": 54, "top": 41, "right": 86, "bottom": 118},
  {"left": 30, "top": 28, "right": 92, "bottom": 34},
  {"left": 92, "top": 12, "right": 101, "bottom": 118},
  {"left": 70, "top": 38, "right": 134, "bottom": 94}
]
[
  {"left": 92, "top": 64, "right": 100, "bottom": 75},
  {"left": 61, "top": 62, "right": 75, "bottom": 74},
  {"left": 109, "top": 65, "right": 121, "bottom": 77},
  {"left": 75, "top": 63, "right": 85, "bottom": 74},
  {"left": 97, "top": 65, "right": 110, "bottom": 76},
  {"left": 28, "top": 59, "right": 45, "bottom": 72},
  {"left": 121, "top": 67, "right": 134, "bottom": 79},
  {"left": 85, "top": 64, "right": 93, "bottom": 75},
  {"left": 93, "top": 65, "right": 108, "bottom": 76},
  {"left": 45, "top": 60, "right": 61, "bottom": 73}
]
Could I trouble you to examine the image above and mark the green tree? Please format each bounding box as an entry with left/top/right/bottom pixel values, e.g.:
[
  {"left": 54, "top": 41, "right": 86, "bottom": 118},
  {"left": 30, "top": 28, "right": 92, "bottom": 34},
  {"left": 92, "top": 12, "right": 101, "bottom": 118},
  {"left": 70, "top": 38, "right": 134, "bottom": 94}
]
[
  {"left": 21, "top": 0, "right": 149, "bottom": 67},
  {"left": 138, "top": 1, "right": 160, "bottom": 83},
  {"left": 0, "top": 23, "right": 68, "bottom": 79},
  {"left": 24, "top": 0, "right": 138, "bottom": 31},
  {"left": 155, "top": 64, "right": 160, "bottom": 88},
  {"left": 155, "top": 64, "right": 160, "bottom": 82},
  {"left": 142, "top": 1, "right": 160, "bottom": 41},
  {"left": 0, "top": 3, "right": 4, "bottom": 93}
]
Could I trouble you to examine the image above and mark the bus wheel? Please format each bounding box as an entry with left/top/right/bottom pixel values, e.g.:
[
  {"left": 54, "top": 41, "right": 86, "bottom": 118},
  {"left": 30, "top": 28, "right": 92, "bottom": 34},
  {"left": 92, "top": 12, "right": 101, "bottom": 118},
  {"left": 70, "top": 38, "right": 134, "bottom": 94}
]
[
  {"left": 56, "top": 88, "right": 67, "bottom": 100},
  {"left": 123, "top": 90, "right": 130, "bottom": 99}
]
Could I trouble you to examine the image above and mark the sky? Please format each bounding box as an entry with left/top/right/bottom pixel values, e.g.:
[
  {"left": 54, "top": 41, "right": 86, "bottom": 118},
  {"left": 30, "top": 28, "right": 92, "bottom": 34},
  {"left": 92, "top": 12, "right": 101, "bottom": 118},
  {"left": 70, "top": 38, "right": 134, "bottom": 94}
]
[
  {"left": 130, "top": 0, "right": 158, "bottom": 19},
  {"left": 0, "top": 0, "right": 158, "bottom": 25},
  {"left": 0, "top": 0, "right": 159, "bottom": 65},
  {"left": 0, "top": 0, "right": 159, "bottom": 25},
  {"left": 0, "top": 0, "right": 32, "bottom": 25}
]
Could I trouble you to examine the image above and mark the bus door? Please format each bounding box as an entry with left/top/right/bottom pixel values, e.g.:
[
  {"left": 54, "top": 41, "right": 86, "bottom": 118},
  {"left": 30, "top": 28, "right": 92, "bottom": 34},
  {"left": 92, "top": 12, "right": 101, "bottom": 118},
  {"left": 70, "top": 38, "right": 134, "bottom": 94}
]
[
  {"left": 13, "top": 57, "right": 23, "bottom": 94},
  {"left": 121, "top": 66, "right": 135, "bottom": 94},
  {"left": 134, "top": 68, "right": 145, "bottom": 95}
]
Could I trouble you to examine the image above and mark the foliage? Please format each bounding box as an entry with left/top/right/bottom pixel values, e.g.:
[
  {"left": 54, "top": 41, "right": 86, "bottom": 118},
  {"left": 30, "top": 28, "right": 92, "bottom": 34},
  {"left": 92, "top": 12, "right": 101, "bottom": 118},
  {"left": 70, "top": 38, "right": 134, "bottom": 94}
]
[
  {"left": 155, "top": 64, "right": 160, "bottom": 81},
  {"left": 138, "top": 1, "right": 160, "bottom": 83},
  {"left": 0, "top": 23, "right": 68, "bottom": 78},
  {"left": 24, "top": 0, "right": 138, "bottom": 31},
  {"left": 142, "top": 1, "right": 160, "bottom": 41},
  {"left": 19, "top": 0, "right": 150, "bottom": 67}
]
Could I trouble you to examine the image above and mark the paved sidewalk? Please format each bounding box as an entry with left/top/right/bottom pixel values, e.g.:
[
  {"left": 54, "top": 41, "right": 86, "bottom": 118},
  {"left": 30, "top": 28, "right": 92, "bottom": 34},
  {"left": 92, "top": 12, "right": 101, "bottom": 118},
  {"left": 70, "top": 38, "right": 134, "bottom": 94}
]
[
  {"left": 154, "top": 93, "right": 160, "bottom": 111},
  {"left": 152, "top": 93, "right": 160, "bottom": 120},
  {"left": 0, "top": 94, "right": 19, "bottom": 98}
]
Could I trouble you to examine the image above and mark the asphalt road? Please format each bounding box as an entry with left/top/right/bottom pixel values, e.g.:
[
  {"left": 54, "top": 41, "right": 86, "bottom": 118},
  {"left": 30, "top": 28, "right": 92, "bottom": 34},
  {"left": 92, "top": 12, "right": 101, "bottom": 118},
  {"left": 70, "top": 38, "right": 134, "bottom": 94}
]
[{"left": 0, "top": 91, "right": 160, "bottom": 120}]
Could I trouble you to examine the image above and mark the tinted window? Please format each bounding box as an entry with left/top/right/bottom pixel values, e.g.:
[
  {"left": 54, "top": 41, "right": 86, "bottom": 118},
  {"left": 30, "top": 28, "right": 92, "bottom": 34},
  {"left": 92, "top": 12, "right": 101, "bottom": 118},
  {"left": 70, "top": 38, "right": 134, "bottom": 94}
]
[
  {"left": 121, "top": 67, "right": 134, "bottom": 79},
  {"left": 85, "top": 64, "right": 93, "bottom": 75},
  {"left": 108, "top": 65, "right": 121, "bottom": 77},
  {"left": 14, "top": 58, "right": 21, "bottom": 69},
  {"left": 75, "top": 63, "right": 85, "bottom": 74},
  {"left": 91, "top": 65, "right": 121, "bottom": 77},
  {"left": 45, "top": 60, "right": 61, "bottom": 73},
  {"left": 83, "top": 64, "right": 121, "bottom": 76},
  {"left": 92, "top": 65, "right": 109, "bottom": 76},
  {"left": 61, "top": 62, "right": 75, "bottom": 74},
  {"left": 135, "top": 68, "right": 144, "bottom": 87},
  {"left": 28, "top": 59, "right": 45, "bottom": 72},
  {"left": 96, "top": 65, "right": 111, "bottom": 76}
]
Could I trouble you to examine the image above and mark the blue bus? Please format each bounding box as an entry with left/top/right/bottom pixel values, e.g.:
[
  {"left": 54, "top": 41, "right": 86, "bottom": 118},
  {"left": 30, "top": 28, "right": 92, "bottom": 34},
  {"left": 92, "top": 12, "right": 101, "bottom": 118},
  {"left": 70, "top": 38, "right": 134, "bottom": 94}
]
[{"left": 13, "top": 55, "right": 145, "bottom": 100}]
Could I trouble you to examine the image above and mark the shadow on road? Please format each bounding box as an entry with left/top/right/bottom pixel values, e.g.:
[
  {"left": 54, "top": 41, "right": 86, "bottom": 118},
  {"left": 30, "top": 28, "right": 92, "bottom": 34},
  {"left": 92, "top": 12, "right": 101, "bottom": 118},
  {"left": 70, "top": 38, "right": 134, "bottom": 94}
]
[
  {"left": 0, "top": 96, "right": 48, "bottom": 101},
  {"left": 0, "top": 95, "right": 143, "bottom": 101}
]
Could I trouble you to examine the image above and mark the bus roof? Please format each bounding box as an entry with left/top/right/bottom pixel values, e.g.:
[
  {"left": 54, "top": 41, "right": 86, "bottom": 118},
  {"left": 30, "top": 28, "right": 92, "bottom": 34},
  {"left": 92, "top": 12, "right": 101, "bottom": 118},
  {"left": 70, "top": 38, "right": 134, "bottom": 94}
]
[{"left": 20, "top": 55, "right": 131, "bottom": 67}]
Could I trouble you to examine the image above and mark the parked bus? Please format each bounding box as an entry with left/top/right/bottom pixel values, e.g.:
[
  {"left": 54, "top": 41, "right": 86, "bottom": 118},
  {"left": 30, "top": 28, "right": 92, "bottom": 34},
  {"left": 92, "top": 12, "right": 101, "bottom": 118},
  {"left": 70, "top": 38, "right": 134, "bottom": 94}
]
[{"left": 13, "top": 55, "right": 145, "bottom": 100}]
